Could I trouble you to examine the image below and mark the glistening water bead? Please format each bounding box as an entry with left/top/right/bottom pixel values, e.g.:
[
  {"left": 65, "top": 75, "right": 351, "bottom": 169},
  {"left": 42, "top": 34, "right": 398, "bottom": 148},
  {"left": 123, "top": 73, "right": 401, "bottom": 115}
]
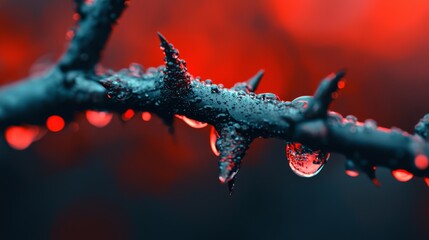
[{"left": 286, "top": 142, "right": 330, "bottom": 177}]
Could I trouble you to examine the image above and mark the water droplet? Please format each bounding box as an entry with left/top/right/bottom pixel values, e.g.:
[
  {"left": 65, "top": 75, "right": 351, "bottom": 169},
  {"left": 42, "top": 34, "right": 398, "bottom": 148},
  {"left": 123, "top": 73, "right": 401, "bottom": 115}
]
[
  {"left": 141, "top": 112, "right": 152, "bottom": 122},
  {"left": 5, "top": 126, "right": 40, "bottom": 150},
  {"left": 128, "top": 63, "right": 144, "bottom": 77},
  {"left": 391, "top": 169, "right": 413, "bottom": 182},
  {"left": 46, "top": 115, "right": 65, "bottom": 132},
  {"left": 86, "top": 110, "right": 113, "bottom": 128},
  {"left": 364, "top": 119, "right": 377, "bottom": 130},
  {"left": 286, "top": 142, "right": 330, "bottom": 177},
  {"left": 414, "top": 154, "right": 429, "bottom": 170},
  {"left": 175, "top": 115, "right": 207, "bottom": 128},
  {"left": 345, "top": 115, "right": 357, "bottom": 124},
  {"left": 210, "top": 127, "right": 220, "bottom": 156}
]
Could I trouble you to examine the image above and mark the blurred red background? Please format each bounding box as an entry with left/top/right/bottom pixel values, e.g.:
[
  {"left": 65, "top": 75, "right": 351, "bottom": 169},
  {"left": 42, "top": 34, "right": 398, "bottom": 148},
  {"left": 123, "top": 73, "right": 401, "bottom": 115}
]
[{"left": 1, "top": 0, "right": 429, "bottom": 239}]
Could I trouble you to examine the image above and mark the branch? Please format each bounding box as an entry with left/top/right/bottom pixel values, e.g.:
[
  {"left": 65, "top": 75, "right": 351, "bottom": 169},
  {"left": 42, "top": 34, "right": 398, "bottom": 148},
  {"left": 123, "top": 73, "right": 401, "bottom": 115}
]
[{"left": 1, "top": 0, "right": 429, "bottom": 191}]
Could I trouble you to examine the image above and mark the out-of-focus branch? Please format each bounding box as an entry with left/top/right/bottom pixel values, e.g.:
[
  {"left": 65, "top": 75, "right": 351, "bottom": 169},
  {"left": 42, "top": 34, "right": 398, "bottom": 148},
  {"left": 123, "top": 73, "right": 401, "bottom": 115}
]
[{"left": 1, "top": 0, "right": 429, "bottom": 191}]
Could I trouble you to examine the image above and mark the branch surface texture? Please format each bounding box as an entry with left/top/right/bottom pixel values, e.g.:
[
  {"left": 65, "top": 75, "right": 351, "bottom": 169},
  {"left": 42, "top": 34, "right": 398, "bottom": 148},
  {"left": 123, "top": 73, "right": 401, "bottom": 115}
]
[{"left": 2, "top": 0, "right": 429, "bottom": 192}]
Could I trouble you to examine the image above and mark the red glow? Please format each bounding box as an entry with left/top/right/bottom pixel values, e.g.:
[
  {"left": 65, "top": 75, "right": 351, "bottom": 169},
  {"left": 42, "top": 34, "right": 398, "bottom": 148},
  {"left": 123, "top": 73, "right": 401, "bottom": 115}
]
[
  {"left": 372, "top": 178, "right": 381, "bottom": 187},
  {"left": 65, "top": 30, "right": 75, "bottom": 40},
  {"left": 141, "top": 112, "right": 151, "bottom": 122},
  {"left": 345, "top": 169, "right": 359, "bottom": 177},
  {"left": 210, "top": 127, "right": 220, "bottom": 156},
  {"left": 85, "top": 110, "right": 113, "bottom": 128},
  {"left": 121, "top": 109, "right": 135, "bottom": 121},
  {"left": 5, "top": 126, "right": 40, "bottom": 150},
  {"left": 46, "top": 115, "right": 65, "bottom": 132},
  {"left": 424, "top": 177, "right": 429, "bottom": 187},
  {"left": 337, "top": 80, "right": 346, "bottom": 89},
  {"left": 414, "top": 154, "right": 429, "bottom": 170},
  {"left": 391, "top": 169, "right": 414, "bottom": 182},
  {"left": 175, "top": 115, "right": 208, "bottom": 129}
]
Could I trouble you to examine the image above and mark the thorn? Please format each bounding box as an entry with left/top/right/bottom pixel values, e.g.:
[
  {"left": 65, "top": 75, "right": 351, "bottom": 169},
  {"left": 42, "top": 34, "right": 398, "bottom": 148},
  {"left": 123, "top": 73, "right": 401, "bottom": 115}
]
[
  {"left": 247, "top": 69, "right": 264, "bottom": 92},
  {"left": 157, "top": 32, "right": 190, "bottom": 92},
  {"left": 157, "top": 32, "right": 169, "bottom": 50},
  {"left": 304, "top": 70, "right": 347, "bottom": 119}
]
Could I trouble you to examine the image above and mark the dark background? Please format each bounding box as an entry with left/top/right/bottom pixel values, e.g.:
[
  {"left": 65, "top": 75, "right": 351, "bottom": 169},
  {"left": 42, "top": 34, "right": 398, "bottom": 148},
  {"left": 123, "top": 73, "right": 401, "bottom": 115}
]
[{"left": 1, "top": 0, "right": 429, "bottom": 239}]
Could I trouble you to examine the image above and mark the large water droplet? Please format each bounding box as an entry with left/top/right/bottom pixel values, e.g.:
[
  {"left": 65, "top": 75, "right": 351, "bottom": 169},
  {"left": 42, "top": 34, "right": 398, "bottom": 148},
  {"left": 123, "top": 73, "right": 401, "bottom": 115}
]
[
  {"left": 210, "top": 127, "right": 220, "bottom": 156},
  {"left": 286, "top": 142, "right": 330, "bottom": 177},
  {"left": 391, "top": 169, "right": 413, "bottom": 182},
  {"left": 175, "top": 115, "right": 207, "bottom": 128}
]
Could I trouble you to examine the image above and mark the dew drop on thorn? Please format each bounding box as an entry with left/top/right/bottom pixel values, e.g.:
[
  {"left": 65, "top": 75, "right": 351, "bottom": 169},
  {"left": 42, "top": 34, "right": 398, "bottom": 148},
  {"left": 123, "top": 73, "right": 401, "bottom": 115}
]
[
  {"left": 5, "top": 126, "right": 40, "bottom": 150},
  {"left": 86, "top": 110, "right": 113, "bottom": 128},
  {"left": 141, "top": 112, "right": 151, "bottom": 122},
  {"left": 391, "top": 169, "right": 413, "bottom": 182},
  {"left": 46, "top": 115, "right": 65, "bottom": 132},
  {"left": 210, "top": 127, "right": 220, "bottom": 156},
  {"left": 175, "top": 115, "right": 207, "bottom": 128},
  {"left": 286, "top": 142, "right": 330, "bottom": 177}
]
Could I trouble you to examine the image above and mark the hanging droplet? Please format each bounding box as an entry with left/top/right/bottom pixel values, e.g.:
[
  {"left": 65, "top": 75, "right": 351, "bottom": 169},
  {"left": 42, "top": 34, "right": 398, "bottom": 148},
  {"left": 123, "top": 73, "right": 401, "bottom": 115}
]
[
  {"left": 210, "top": 127, "right": 220, "bottom": 156},
  {"left": 86, "top": 110, "right": 113, "bottom": 128},
  {"left": 5, "top": 126, "right": 40, "bottom": 150},
  {"left": 286, "top": 142, "right": 330, "bottom": 177},
  {"left": 391, "top": 169, "right": 413, "bottom": 182},
  {"left": 46, "top": 115, "right": 65, "bottom": 132},
  {"left": 345, "top": 159, "right": 359, "bottom": 177},
  {"left": 141, "top": 112, "right": 152, "bottom": 122},
  {"left": 121, "top": 109, "right": 135, "bottom": 121},
  {"left": 414, "top": 154, "right": 429, "bottom": 170},
  {"left": 175, "top": 115, "right": 207, "bottom": 128}
]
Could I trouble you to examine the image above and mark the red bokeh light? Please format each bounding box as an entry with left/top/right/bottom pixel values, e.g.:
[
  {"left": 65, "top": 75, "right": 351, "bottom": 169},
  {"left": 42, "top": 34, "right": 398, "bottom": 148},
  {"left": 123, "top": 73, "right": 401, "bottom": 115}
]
[
  {"left": 46, "top": 115, "right": 65, "bottom": 132},
  {"left": 141, "top": 112, "right": 151, "bottom": 122},
  {"left": 121, "top": 109, "right": 135, "bottom": 121},
  {"left": 86, "top": 110, "right": 113, "bottom": 128},
  {"left": 414, "top": 154, "right": 429, "bottom": 170},
  {"left": 5, "top": 125, "right": 40, "bottom": 150}
]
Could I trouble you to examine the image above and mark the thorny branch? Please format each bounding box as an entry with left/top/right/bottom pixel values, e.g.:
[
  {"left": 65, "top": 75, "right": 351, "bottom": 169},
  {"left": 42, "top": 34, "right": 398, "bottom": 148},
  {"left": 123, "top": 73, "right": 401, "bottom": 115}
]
[{"left": 1, "top": 0, "right": 429, "bottom": 191}]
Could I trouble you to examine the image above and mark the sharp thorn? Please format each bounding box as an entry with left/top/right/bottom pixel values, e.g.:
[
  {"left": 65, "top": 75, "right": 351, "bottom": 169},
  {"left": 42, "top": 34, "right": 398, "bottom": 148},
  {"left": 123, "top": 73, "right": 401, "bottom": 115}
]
[{"left": 247, "top": 69, "right": 264, "bottom": 92}]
